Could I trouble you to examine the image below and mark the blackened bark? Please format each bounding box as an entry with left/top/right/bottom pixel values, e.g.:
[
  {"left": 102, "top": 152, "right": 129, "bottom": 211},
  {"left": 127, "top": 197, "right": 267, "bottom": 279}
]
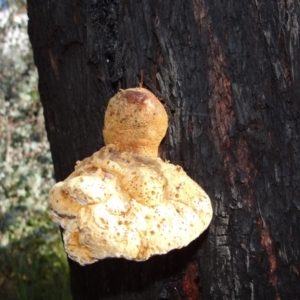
[{"left": 27, "top": 0, "right": 300, "bottom": 299}]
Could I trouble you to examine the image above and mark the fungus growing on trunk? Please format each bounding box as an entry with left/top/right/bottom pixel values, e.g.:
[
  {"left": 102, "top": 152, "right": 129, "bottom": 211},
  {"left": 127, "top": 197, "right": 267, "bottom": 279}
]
[{"left": 49, "top": 87, "right": 213, "bottom": 265}]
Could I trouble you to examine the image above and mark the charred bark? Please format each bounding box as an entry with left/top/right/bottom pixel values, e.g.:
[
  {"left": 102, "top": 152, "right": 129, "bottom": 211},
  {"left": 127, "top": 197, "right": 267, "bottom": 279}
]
[{"left": 28, "top": 0, "right": 300, "bottom": 299}]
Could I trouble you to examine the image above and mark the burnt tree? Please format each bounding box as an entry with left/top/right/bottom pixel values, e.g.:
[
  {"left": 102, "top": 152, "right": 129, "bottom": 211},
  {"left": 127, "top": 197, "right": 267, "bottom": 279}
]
[{"left": 27, "top": 0, "right": 300, "bottom": 299}]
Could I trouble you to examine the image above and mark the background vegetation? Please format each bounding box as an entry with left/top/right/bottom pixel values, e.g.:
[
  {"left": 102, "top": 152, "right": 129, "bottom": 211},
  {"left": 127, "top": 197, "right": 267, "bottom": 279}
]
[{"left": 0, "top": 1, "right": 71, "bottom": 299}]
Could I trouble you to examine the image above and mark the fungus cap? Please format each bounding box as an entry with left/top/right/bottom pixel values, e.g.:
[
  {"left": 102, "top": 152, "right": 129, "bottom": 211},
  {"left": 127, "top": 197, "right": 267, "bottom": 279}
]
[
  {"left": 49, "top": 145, "right": 212, "bottom": 264},
  {"left": 49, "top": 87, "right": 213, "bottom": 265}
]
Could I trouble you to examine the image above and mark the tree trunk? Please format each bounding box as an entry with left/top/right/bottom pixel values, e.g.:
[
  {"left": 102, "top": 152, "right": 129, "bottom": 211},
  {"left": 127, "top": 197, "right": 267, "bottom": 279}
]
[{"left": 27, "top": 0, "right": 300, "bottom": 299}]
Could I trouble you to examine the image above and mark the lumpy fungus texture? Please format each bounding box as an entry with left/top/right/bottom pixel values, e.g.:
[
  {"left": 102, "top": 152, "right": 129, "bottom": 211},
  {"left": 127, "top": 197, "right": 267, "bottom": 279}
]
[{"left": 49, "top": 88, "right": 213, "bottom": 265}]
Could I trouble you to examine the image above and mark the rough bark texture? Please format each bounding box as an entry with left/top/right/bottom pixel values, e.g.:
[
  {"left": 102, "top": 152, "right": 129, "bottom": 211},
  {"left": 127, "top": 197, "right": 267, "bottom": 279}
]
[{"left": 27, "top": 0, "right": 300, "bottom": 299}]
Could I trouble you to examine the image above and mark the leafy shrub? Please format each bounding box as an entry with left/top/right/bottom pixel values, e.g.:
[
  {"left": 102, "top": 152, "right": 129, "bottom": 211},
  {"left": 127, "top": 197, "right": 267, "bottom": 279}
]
[{"left": 0, "top": 3, "right": 70, "bottom": 299}]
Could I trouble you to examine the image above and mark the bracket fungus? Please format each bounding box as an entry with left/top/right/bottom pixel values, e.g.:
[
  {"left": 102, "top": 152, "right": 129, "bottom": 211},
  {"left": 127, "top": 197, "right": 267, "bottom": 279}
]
[{"left": 49, "top": 87, "right": 213, "bottom": 265}]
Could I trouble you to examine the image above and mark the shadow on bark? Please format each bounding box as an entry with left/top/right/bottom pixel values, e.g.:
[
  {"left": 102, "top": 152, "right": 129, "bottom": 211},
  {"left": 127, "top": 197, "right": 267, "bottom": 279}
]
[{"left": 69, "top": 230, "right": 209, "bottom": 299}]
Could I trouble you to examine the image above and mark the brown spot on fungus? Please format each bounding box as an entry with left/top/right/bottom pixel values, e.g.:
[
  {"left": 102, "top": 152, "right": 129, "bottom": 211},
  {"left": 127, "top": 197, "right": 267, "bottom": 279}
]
[{"left": 124, "top": 90, "right": 149, "bottom": 107}]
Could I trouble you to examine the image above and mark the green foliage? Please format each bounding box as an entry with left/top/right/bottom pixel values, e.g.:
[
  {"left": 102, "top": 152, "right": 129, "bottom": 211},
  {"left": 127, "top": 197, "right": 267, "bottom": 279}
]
[
  {"left": 0, "top": 4, "right": 71, "bottom": 299},
  {"left": 0, "top": 217, "right": 71, "bottom": 300}
]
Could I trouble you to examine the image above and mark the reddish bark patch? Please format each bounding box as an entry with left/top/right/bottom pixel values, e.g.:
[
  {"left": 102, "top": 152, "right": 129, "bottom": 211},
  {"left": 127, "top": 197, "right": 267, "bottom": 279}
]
[
  {"left": 236, "top": 139, "right": 251, "bottom": 175},
  {"left": 236, "top": 138, "right": 255, "bottom": 208},
  {"left": 191, "top": 0, "right": 206, "bottom": 35},
  {"left": 291, "top": 264, "right": 300, "bottom": 277},
  {"left": 208, "top": 29, "right": 256, "bottom": 210},
  {"left": 258, "top": 217, "right": 280, "bottom": 299},
  {"left": 181, "top": 261, "right": 200, "bottom": 299},
  {"left": 208, "top": 30, "right": 233, "bottom": 152},
  {"left": 48, "top": 48, "right": 59, "bottom": 81}
]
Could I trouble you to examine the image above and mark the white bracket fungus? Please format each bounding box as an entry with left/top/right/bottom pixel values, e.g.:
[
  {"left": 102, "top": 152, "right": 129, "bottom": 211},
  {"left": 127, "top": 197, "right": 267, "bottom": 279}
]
[{"left": 49, "top": 88, "right": 213, "bottom": 265}]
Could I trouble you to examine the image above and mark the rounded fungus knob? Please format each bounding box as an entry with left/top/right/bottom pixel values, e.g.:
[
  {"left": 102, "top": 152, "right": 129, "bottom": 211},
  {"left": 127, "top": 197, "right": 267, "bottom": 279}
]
[
  {"left": 103, "top": 88, "right": 168, "bottom": 157},
  {"left": 49, "top": 87, "right": 213, "bottom": 265}
]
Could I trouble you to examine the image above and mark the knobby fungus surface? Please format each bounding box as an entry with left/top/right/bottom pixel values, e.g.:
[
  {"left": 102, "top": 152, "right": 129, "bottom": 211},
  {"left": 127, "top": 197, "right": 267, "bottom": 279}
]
[{"left": 49, "top": 87, "right": 213, "bottom": 265}]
